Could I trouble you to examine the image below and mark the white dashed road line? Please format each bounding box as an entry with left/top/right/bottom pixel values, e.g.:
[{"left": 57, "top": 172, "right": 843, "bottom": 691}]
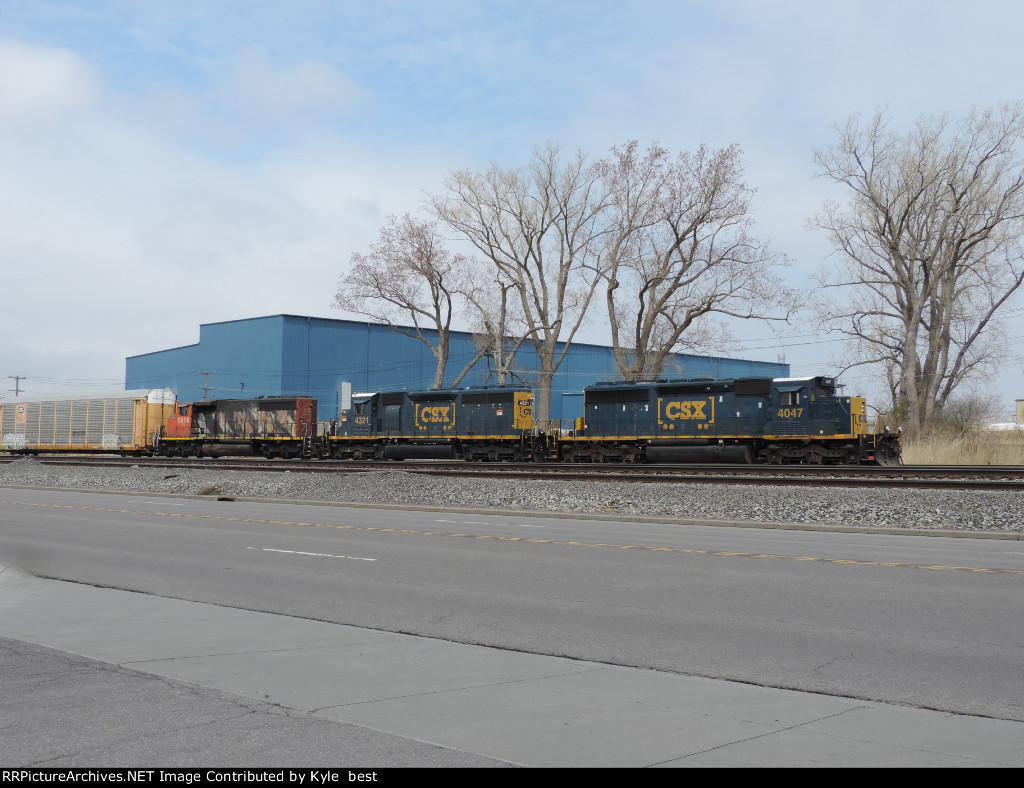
[
  {"left": 246, "top": 547, "right": 377, "bottom": 561},
  {"left": 434, "top": 519, "right": 547, "bottom": 528}
]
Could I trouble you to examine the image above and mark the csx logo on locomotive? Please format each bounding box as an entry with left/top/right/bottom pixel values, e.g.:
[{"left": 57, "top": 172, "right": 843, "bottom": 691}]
[
  {"left": 659, "top": 399, "right": 713, "bottom": 420},
  {"left": 416, "top": 404, "right": 455, "bottom": 426},
  {"left": 666, "top": 400, "right": 707, "bottom": 419},
  {"left": 658, "top": 398, "right": 715, "bottom": 431}
]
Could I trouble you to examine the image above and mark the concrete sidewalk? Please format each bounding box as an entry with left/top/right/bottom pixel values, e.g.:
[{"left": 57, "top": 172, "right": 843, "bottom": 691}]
[{"left": 1, "top": 565, "right": 1021, "bottom": 768}]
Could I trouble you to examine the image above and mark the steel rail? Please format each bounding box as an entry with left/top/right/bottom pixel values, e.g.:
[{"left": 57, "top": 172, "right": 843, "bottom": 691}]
[{"left": 3, "top": 455, "right": 1023, "bottom": 490}]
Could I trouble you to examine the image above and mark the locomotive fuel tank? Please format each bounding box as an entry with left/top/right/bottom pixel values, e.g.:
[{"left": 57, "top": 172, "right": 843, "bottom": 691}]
[
  {"left": 199, "top": 441, "right": 255, "bottom": 457},
  {"left": 644, "top": 444, "right": 754, "bottom": 463},
  {"left": 383, "top": 443, "right": 457, "bottom": 460}
]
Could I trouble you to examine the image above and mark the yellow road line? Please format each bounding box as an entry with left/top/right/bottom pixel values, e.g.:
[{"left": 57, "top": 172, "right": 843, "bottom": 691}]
[{"left": 3, "top": 500, "right": 1023, "bottom": 576}]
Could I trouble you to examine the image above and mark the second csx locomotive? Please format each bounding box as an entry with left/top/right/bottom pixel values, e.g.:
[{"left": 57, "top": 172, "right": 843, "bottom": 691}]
[
  {"left": 327, "top": 376, "right": 901, "bottom": 465},
  {"left": 329, "top": 386, "right": 537, "bottom": 461}
]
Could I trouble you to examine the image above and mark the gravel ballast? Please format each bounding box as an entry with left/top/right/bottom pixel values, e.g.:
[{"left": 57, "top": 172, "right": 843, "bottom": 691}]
[{"left": 2, "top": 457, "right": 1021, "bottom": 534}]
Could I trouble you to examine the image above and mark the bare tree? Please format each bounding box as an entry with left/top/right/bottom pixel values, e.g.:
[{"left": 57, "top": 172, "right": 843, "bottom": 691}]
[
  {"left": 461, "top": 272, "right": 532, "bottom": 386},
  {"left": 813, "top": 105, "right": 1024, "bottom": 435},
  {"left": 602, "top": 141, "right": 792, "bottom": 381},
  {"left": 333, "top": 214, "right": 486, "bottom": 389},
  {"left": 430, "top": 144, "right": 610, "bottom": 425}
]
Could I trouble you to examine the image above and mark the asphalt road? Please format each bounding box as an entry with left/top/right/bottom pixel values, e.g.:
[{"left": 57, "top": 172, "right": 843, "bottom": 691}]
[{"left": 2, "top": 488, "right": 1022, "bottom": 721}]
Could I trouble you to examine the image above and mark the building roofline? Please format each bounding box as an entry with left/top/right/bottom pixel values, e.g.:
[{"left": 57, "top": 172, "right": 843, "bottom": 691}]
[
  {"left": 126, "top": 313, "right": 787, "bottom": 367},
  {"left": 126, "top": 341, "right": 199, "bottom": 360}
]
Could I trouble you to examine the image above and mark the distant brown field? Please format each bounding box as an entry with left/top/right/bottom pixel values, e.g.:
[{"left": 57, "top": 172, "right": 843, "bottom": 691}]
[{"left": 902, "top": 431, "right": 1024, "bottom": 465}]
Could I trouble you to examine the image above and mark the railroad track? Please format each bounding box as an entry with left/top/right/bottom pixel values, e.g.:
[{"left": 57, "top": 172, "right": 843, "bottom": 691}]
[{"left": 3, "top": 454, "right": 1023, "bottom": 491}]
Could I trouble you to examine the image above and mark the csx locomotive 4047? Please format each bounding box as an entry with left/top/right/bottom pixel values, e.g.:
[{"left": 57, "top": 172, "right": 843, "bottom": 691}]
[{"left": 0, "top": 375, "right": 902, "bottom": 465}]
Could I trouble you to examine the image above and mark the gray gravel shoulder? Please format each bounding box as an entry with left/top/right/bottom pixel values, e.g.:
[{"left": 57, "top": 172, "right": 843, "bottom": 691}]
[{"left": 2, "top": 457, "right": 1020, "bottom": 534}]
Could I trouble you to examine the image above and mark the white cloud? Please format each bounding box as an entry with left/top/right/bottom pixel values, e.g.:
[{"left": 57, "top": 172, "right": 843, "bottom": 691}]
[
  {"left": 0, "top": 38, "right": 100, "bottom": 122},
  {"left": 214, "top": 49, "right": 363, "bottom": 123}
]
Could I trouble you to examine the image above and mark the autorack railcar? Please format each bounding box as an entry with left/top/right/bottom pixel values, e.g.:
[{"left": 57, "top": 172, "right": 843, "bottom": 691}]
[{"left": 0, "top": 389, "right": 176, "bottom": 455}]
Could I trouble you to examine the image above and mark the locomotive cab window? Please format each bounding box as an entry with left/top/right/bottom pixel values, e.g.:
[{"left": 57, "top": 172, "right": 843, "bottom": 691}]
[{"left": 781, "top": 391, "right": 800, "bottom": 406}]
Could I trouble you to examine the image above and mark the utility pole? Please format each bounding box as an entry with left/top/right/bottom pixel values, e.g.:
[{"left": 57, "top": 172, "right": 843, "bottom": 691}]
[
  {"left": 198, "top": 371, "right": 215, "bottom": 400},
  {"left": 8, "top": 375, "right": 25, "bottom": 396}
]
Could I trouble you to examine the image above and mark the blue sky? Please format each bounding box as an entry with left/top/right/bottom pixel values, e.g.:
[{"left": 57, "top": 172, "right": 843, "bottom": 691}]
[{"left": 2, "top": 1, "right": 1023, "bottom": 414}]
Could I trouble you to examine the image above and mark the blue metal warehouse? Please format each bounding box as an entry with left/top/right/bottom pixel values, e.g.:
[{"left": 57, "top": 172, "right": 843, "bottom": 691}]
[{"left": 125, "top": 314, "right": 789, "bottom": 423}]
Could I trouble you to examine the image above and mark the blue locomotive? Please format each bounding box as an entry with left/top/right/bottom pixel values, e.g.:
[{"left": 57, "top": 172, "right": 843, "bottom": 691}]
[
  {"left": 328, "top": 376, "right": 901, "bottom": 465},
  {"left": 328, "top": 386, "right": 538, "bottom": 461},
  {"left": 559, "top": 375, "right": 900, "bottom": 465}
]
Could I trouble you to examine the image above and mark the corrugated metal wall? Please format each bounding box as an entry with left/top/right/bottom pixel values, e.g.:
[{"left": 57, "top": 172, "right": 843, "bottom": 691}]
[
  {"left": 127, "top": 316, "right": 287, "bottom": 403},
  {"left": 127, "top": 314, "right": 789, "bottom": 422}
]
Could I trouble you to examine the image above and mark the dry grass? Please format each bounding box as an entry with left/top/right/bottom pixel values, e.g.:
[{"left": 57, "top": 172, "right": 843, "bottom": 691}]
[{"left": 902, "top": 431, "right": 1024, "bottom": 465}]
